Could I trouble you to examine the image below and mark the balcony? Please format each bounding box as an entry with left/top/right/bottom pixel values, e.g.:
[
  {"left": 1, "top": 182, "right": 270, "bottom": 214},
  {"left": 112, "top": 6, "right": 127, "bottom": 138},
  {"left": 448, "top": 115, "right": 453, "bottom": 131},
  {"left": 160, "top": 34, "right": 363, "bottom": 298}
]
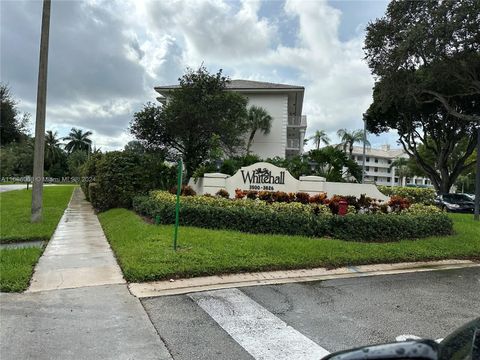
[
  {"left": 286, "top": 138, "right": 300, "bottom": 150},
  {"left": 288, "top": 115, "right": 307, "bottom": 128}
]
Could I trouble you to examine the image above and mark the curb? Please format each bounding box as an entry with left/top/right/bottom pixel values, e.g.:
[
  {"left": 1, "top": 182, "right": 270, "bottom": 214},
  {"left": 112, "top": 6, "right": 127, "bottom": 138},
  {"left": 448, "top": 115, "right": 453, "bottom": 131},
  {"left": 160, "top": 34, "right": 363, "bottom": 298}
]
[{"left": 128, "top": 259, "right": 479, "bottom": 298}]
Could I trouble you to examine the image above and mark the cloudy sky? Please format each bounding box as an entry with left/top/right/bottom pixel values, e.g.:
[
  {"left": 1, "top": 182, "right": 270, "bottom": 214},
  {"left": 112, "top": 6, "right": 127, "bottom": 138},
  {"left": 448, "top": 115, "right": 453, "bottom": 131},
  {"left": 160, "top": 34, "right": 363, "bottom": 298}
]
[{"left": 1, "top": 0, "right": 397, "bottom": 151}]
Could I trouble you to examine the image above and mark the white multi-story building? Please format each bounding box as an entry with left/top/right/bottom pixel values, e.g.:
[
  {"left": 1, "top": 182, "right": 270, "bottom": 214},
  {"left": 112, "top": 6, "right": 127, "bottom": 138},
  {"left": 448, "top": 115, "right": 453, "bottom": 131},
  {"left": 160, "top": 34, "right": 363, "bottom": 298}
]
[
  {"left": 351, "top": 145, "right": 431, "bottom": 187},
  {"left": 155, "top": 79, "right": 307, "bottom": 159}
]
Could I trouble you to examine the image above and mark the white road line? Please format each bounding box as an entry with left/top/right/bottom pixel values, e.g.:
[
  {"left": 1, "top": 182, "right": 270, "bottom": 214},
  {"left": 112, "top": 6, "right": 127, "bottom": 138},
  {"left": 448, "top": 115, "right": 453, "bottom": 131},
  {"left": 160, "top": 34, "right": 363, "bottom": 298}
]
[
  {"left": 396, "top": 334, "right": 422, "bottom": 342},
  {"left": 189, "top": 288, "right": 330, "bottom": 360},
  {"left": 396, "top": 334, "right": 443, "bottom": 343}
]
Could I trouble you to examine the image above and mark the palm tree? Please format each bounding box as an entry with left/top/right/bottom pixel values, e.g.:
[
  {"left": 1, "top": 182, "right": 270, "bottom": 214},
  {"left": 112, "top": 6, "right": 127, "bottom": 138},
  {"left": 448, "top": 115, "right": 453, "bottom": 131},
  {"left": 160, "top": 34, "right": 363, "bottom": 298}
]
[
  {"left": 337, "top": 128, "right": 371, "bottom": 158},
  {"left": 308, "top": 130, "right": 330, "bottom": 149},
  {"left": 390, "top": 157, "right": 411, "bottom": 186},
  {"left": 44, "top": 130, "right": 62, "bottom": 166},
  {"left": 245, "top": 106, "right": 272, "bottom": 154},
  {"left": 63, "top": 127, "right": 92, "bottom": 153}
]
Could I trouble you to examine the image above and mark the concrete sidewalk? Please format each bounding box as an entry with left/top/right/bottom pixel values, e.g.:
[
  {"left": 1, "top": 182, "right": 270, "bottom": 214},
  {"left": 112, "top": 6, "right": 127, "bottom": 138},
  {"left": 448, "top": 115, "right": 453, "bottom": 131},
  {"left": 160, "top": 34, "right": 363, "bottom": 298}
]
[
  {"left": 0, "top": 188, "right": 172, "bottom": 360},
  {"left": 28, "top": 187, "right": 124, "bottom": 292}
]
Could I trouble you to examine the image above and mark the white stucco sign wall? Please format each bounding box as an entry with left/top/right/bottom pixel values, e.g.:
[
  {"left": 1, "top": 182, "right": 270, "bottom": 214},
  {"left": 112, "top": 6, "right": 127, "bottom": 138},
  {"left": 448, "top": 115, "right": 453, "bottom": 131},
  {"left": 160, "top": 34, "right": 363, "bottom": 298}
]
[
  {"left": 225, "top": 162, "right": 299, "bottom": 194},
  {"left": 188, "top": 162, "right": 388, "bottom": 201}
]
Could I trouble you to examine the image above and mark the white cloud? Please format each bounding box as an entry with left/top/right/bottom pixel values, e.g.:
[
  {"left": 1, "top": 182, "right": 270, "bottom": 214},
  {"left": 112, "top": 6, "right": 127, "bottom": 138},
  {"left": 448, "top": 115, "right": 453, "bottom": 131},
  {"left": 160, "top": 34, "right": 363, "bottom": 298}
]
[
  {"left": 2, "top": 0, "right": 387, "bottom": 152},
  {"left": 142, "top": 0, "right": 277, "bottom": 65}
]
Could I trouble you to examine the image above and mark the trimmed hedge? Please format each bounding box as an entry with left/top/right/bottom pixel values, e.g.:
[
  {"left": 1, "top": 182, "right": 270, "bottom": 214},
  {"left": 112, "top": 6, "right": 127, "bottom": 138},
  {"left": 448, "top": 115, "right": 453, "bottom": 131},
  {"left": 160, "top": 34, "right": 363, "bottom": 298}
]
[
  {"left": 330, "top": 213, "right": 452, "bottom": 242},
  {"left": 377, "top": 186, "right": 436, "bottom": 205},
  {"left": 133, "top": 194, "right": 453, "bottom": 242},
  {"left": 133, "top": 195, "right": 330, "bottom": 237},
  {"left": 81, "top": 151, "right": 177, "bottom": 211}
]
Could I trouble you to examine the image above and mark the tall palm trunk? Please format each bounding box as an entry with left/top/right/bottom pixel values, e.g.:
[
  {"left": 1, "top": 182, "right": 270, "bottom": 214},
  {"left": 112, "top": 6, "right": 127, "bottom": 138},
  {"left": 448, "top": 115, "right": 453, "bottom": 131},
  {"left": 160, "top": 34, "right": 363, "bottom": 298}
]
[{"left": 246, "top": 130, "right": 256, "bottom": 155}]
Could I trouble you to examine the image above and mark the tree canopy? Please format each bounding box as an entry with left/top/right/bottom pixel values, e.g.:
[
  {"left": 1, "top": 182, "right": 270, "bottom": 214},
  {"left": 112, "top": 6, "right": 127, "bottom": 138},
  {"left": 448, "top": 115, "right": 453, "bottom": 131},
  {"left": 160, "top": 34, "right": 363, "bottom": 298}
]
[
  {"left": 336, "top": 128, "right": 370, "bottom": 158},
  {"left": 63, "top": 128, "right": 93, "bottom": 153},
  {"left": 364, "top": 0, "right": 479, "bottom": 193},
  {"left": 308, "top": 130, "right": 330, "bottom": 149},
  {"left": 130, "top": 67, "right": 249, "bottom": 178},
  {"left": 0, "top": 84, "right": 29, "bottom": 145},
  {"left": 245, "top": 105, "right": 272, "bottom": 155},
  {"left": 309, "top": 146, "right": 362, "bottom": 182}
]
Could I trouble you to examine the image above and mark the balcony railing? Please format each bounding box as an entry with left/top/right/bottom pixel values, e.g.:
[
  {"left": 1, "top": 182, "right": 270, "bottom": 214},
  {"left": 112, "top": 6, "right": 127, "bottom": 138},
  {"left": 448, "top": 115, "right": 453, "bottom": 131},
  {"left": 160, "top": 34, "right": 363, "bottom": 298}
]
[
  {"left": 288, "top": 115, "right": 307, "bottom": 127},
  {"left": 287, "top": 138, "right": 300, "bottom": 149}
]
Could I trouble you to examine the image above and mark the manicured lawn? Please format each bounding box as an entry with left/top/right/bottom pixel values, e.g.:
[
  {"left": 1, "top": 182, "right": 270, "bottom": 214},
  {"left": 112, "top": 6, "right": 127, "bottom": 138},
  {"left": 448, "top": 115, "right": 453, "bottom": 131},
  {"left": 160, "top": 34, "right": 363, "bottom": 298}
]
[
  {"left": 0, "top": 186, "right": 75, "bottom": 292},
  {"left": 0, "top": 186, "right": 75, "bottom": 243},
  {"left": 0, "top": 248, "right": 44, "bottom": 292},
  {"left": 98, "top": 210, "right": 480, "bottom": 283}
]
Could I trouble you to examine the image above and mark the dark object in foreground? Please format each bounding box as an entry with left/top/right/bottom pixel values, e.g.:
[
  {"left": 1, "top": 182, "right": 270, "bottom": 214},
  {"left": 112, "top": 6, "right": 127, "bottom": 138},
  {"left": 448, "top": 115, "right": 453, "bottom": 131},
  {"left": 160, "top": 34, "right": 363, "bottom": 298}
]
[
  {"left": 435, "top": 194, "right": 475, "bottom": 213},
  {"left": 322, "top": 317, "right": 479, "bottom": 360}
]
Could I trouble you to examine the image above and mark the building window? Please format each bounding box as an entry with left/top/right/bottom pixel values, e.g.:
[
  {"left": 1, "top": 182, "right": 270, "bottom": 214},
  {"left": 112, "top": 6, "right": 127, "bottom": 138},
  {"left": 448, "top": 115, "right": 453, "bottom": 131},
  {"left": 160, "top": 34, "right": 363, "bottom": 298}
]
[
  {"left": 374, "top": 176, "right": 378, "bottom": 182},
  {"left": 374, "top": 158, "right": 378, "bottom": 163},
  {"left": 357, "top": 156, "right": 363, "bottom": 161},
  {"left": 388, "top": 160, "right": 392, "bottom": 164},
  {"left": 374, "top": 167, "right": 378, "bottom": 172},
  {"left": 387, "top": 168, "right": 391, "bottom": 173},
  {"left": 366, "top": 157, "right": 370, "bottom": 162},
  {"left": 395, "top": 177, "right": 399, "bottom": 182},
  {"left": 366, "top": 166, "right": 370, "bottom": 171}
]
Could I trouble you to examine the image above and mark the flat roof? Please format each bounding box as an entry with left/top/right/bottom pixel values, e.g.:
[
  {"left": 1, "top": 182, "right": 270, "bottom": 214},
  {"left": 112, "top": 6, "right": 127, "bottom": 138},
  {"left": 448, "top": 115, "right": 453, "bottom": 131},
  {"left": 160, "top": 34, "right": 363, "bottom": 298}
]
[{"left": 155, "top": 79, "right": 304, "bottom": 94}]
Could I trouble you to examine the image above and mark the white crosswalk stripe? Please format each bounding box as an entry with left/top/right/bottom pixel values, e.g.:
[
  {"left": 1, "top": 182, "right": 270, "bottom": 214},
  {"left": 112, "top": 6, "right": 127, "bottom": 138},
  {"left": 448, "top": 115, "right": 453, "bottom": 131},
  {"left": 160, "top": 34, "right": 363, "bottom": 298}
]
[{"left": 189, "top": 288, "right": 330, "bottom": 360}]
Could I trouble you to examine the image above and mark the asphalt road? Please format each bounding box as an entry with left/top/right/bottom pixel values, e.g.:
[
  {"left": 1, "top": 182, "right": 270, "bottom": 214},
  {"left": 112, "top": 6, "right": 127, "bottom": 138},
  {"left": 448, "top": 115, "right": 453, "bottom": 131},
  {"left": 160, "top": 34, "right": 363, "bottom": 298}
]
[{"left": 142, "top": 267, "right": 480, "bottom": 360}]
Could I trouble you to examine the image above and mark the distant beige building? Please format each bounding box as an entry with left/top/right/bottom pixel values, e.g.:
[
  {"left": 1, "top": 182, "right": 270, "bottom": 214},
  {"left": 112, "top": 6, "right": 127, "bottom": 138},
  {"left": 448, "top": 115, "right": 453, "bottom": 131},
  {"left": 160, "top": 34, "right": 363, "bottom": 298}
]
[
  {"left": 155, "top": 79, "right": 307, "bottom": 159},
  {"left": 350, "top": 145, "right": 431, "bottom": 187}
]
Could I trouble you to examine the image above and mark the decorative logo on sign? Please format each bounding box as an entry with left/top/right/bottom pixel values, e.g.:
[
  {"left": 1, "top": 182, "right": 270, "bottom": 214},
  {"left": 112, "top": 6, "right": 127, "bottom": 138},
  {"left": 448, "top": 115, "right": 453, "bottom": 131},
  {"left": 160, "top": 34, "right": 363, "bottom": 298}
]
[{"left": 241, "top": 168, "right": 285, "bottom": 185}]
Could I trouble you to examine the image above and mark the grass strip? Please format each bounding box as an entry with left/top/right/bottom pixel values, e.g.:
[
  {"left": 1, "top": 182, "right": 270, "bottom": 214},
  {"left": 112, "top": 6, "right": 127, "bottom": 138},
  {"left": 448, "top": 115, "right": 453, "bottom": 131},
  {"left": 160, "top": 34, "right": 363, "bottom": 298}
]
[
  {"left": 0, "top": 186, "right": 75, "bottom": 243},
  {"left": 98, "top": 210, "right": 480, "bottom": 283},
  {"left": 0, "top": 247, "right": 44, "bottom": 292}
]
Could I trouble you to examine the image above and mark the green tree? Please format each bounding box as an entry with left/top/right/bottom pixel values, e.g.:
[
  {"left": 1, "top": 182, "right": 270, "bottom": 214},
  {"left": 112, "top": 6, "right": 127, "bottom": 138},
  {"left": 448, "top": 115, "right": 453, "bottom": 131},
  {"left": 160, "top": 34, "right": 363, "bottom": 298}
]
[
  {"left": 130, "top": 67, "right": 249, "bottom": 179},
  {"left": 266, "top": 155, "right": 312, "bottom": 179},
  {"left": 364, "top": 0, "right": 479, "bottom": 193},
  {"left": 67, "top": 150, "right": 88, "bottom": 178},
  {"left": 124, "top": 140, "right": 146, "bottom": 154},
  {"left": 364, "top": 0, "right": 479, "bottom": 123},
  {"left": 308, "top": 130, "right": 330, "bottom": 149},
  {"left": 389, "top": 157, "right": 412, "bottom": 186},
  {"left": 336, "top": 129, "right": 370, "bottom": 158},
  {"left": 44, "top": 130, "right": 63, "bottom": 167},
  {"left": 309, "top": 146, "right": 362, "bottom": 182},
  {"left": 0, "top": 84, "right": 29, "bottom": 145},
  {"left": 245, "top": 105, "right": 272, "bottom": 155},
  {"left": 63, "top": 128, "right": 93, "bottom": 153},
  {"left": 0, "top": 138, "right": 34, "bottom": 177}
]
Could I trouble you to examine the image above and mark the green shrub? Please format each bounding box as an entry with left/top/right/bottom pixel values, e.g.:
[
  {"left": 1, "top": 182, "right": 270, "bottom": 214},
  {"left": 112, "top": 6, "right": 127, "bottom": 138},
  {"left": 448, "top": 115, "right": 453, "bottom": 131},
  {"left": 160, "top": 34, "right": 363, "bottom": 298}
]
[
  {"left": 407, "top": 203, "right": 442, "bottom": 214},
  {"left": 81, "top": 152, "right": 104, "bottom": 200},
  {"left": 88, "top": 182, "right": 101, "bottom": 210},
  {"left": 133, "top": 195, "right": 330, "bottom": 237},
  {"left": 83, "top": 151, "right": 177, "bottom": 211},
  {"left": 133, "top": 191, "right": 453, "bottom": 242},
  {"left": 330, "top": 213, "right": 452, "bottom": 242},
  {"left": 377, "top": 186, "right": 436, "bottom": 205}
]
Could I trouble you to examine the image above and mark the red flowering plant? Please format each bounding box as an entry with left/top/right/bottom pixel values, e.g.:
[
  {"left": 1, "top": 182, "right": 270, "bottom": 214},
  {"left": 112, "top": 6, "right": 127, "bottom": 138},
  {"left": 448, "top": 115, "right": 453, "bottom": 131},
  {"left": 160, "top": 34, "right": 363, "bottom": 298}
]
[
  {"left": 295, "top": 192, "right": 310, "bottom": 204},
  {"left": 234, "top": 188, "right": 245, "bottom": 199},
  {"left": 245, "top": 190, "right": 258, "bottom": 200},
  {"left": 328, "top": 195, "right": 345, "bottom": 215},
  {"left": 309, "top": 192, "right": 327, "bottom": 204},
  {"left": 258, "top": 191, "right": 273, "bottom": 203},
  {"left": 388, "top": 195, "right": 411, "bottom": 212},
  {"left": 272, "top": 191, "right": 291, "bottom": 203},
  {"left": 216, "top": 189, "right": 230, "bottom": 198}
]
